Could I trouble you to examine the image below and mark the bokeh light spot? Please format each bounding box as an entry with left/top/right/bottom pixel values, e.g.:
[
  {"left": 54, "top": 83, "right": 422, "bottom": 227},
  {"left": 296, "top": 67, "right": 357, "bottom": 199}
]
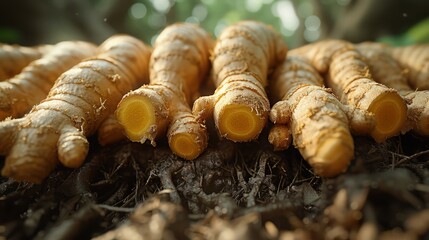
[
  {"left": 130, "top": 3, "right": 147, "bottom": 19},
  {"left": 305, "top": 15, "right": 321, "bottom": 31},
  {"left": 192, "top": 4, "right": 208, "bottom": 21}
]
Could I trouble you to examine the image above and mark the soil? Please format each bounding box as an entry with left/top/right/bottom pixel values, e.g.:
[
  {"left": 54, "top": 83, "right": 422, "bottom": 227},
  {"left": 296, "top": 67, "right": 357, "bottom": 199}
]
[{"left": 1, "top": 129, "right": 429, "bottom": 240}]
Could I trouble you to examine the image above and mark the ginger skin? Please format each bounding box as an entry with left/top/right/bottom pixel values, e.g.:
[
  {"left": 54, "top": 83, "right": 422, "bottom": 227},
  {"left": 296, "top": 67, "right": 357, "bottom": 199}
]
[
  {"left": 0, "top": 41, "right": 97, "bottom": 120},
  {"left": 388, "top": 44, "right": 429, "bottom": 91},
  {"left": 97, "top": 114, "right": 128, "bottom": 146},
  {"left": 0, "top": 43, "right": 51, "bottom": 81},
  {"left": 291, "top": 40, "right": 407, "bottom": 142},
  {"left": 192, "top": 21, "right": 287, "bottom": 142},
  {"left": 354, "top": 43, "right": 429, "bottom": 91},
  {"left": 116, "top": 23, "right": 212, "bottom": 160},
  {"left": 0, "top": 35, "right": 151, "bottom": 183},
  {"left": 269, "top": 55, "right": 354, "bottom": 177}
]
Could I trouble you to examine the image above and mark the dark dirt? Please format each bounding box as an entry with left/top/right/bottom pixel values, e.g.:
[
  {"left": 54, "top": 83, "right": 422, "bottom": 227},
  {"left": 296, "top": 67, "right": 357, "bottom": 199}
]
[{"left": 1, "top": 131, "right": 429, "bottom": 240}]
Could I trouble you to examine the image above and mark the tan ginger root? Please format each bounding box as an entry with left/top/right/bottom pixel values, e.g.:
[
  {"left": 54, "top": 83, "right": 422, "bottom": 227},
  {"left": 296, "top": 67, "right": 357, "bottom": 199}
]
[
  {"left": 192, "top": 21, "right": 287, "bottom": 142},
  {"left": 388, "top": 44, "right": 429, "bottom": 90},
  {"left": 98, "top": 114, "right": 127, "bottom": 146},
  {"left": 0, "top": 41, "right": 97, "bottom": 120},
  {"left": 358, "top": 45, "right": 429, "bottom": 136},
  {"left": 354, "top": 43, "right": 429, "bottom": 91},
  {"left": 116, "top": 23, "right": 212, "bottom": 160},
  {"left": 0, "top": 35, "right": 151, "bottom": 183},
  {"left": 0, "top": 43, "right": 52, "bottom": 81},
  {"left": 291, "top": 40, "right": 407, "bottom": 142},
  {"left": 269, "top": 55, "right": 354, "bottom": 177}
]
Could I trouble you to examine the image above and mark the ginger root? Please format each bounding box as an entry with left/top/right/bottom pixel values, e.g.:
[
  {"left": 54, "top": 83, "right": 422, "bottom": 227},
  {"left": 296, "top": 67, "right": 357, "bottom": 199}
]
[
  {"left": 116, "top": 23, "right": 212, "bottom": 160},
  {"left": 98, "top": 114, "right": 128, "bottom": 146},
  {"left": 0, "top": 41, "right": 97, "bottom": 120},
  {"left": 388, "top": 44, "right": 429, "bottom": 91},
  {"left": 192, "top": 21, "right": 287, "bottom": 142},
  {"left": 0, "top": 43, "right": 52, "bottom": 81},
  {"left": 269, "top": 55, "right": 354, "bottom": 177},
  {"left": 291, "top": 40, "right": 407, "bottom": 142},
  {"left": 0, "top": 35, "right": 151, "bottom": 183},
  {"left": 358, "top": 44, "right": 429, "bottom": 136}
]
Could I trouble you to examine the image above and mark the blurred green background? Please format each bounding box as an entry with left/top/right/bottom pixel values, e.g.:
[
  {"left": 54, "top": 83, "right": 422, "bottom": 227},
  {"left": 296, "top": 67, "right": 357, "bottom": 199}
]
[{"left": 0, "top": 0, "right": 428, "bottom": 48}]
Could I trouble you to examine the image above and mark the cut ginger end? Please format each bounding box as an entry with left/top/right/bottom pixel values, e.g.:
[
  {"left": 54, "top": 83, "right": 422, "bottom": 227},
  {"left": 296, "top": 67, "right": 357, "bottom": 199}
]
[
  {"left": 310, "top": 131, "right": 354, "bottom": 177},
  {"left": 217, "top": 104, "right": 265, "bottom": 142},
  {"left": 116, "top": 95, "right": 156, "bottom": 142},
  {"left": 368, "top": 92, "right": 407, "bottom": 142},
  {"left": 169, "top": 133, "right": 201, "bottom": 160}
]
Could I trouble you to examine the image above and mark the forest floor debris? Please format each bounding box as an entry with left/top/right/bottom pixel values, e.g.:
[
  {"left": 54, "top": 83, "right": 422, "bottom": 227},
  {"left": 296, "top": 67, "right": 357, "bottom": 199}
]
[{"left": 1, "top": 132, "right": 429, "bottom": 239}]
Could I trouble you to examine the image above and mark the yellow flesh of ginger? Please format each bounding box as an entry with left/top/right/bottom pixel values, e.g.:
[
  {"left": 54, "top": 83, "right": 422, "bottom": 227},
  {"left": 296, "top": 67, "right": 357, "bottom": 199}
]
[
  {"left": 218, "top": 104, "right": 264, "bottom": 141},
  {"left": 169, "top": 133, "right": 201, "bottom": 160},
  {"left": 117, "top": 96, "right": 156, "bottom": 142},
  {"left": 368, "top": 92, "right": 407, "bottom": 142}
]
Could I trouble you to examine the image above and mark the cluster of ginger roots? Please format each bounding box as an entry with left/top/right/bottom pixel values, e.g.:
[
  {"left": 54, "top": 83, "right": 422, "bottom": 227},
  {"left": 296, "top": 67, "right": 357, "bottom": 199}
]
[{"left": 0, "top": 21, "right": 428, "bottom": 183}]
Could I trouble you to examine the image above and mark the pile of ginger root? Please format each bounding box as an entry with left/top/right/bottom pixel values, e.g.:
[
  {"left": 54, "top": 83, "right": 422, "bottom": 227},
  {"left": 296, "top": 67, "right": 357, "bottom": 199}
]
[{"left": 0, "top": 21, "right": 428, "bottom": 184}]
